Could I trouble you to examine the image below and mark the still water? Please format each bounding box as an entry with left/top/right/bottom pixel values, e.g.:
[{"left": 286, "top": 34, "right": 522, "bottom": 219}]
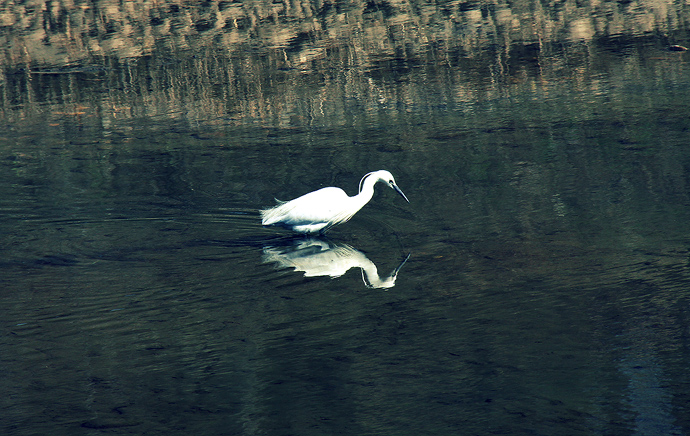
[{"left": 2, "top": 1, "right": 690, "bottom": 435}]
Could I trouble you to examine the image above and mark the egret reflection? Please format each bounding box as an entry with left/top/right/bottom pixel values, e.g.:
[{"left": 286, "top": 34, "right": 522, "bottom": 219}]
[{"left": 262, "top": 238, "right": 409, "bottom": 289}]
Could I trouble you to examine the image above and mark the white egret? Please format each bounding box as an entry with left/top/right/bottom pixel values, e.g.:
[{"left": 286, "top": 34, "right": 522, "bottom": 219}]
[{"left": 261, "top": 170, "right": 409, "bottom": 233}]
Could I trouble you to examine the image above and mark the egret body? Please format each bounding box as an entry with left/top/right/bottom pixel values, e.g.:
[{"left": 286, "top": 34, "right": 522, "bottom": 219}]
[{"left": 261, "top": 170, "right": 409, "bottom": 233}]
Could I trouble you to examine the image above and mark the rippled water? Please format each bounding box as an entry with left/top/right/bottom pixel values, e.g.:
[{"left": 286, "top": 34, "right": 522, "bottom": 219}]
[{"left": 2, "top": 1, "right": 690, "bottom": 435}]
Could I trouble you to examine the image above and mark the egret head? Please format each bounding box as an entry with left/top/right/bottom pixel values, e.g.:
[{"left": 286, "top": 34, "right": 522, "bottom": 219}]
[{"left": 360, "top": 170, "right": 410, "bottom": 203}]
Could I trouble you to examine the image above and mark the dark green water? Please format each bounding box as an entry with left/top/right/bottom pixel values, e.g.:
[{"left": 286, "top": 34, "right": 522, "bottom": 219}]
[{"left": 2, "top": 1, "right": 690, "bottom": 435}]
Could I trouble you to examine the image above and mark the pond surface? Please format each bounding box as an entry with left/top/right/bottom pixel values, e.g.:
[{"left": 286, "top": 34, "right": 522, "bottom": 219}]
[{"left": 2, "top": 1, "right": 690, "bottom": 435}]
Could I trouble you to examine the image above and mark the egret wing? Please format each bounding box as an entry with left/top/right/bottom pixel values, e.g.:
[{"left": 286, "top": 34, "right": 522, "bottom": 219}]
[
  {"left": 279, "top": 188, "right": 351, "bottom": 224},
  {"left": 261, "top": 187, "right": 352, "bottom": 229}
]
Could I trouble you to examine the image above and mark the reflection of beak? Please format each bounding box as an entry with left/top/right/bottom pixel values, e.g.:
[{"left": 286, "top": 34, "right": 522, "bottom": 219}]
[
  {"left": 362, "top": 252, "right": 411, "bottom": 289},
  {"left": 393, "top": 253, "right": 411, "bottom": 275},
  {"left": 392, "top": 183, "right": 410, "bottom": 203}
]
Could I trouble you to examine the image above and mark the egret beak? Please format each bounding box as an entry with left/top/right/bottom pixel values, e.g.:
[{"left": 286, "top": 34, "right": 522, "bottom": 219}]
[{"left": 392, "top": 183, "right": 410, "bottom": 203}]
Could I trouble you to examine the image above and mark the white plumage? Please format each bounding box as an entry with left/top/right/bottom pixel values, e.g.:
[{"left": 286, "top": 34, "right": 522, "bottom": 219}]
[{"left": 261, "top": 170, "right": 409, "bottom": 233}]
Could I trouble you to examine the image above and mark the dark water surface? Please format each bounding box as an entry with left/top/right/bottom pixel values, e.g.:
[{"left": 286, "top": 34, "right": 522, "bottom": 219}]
[{"left": 2, "top": 1, "right": 690, "bottom": 435}]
